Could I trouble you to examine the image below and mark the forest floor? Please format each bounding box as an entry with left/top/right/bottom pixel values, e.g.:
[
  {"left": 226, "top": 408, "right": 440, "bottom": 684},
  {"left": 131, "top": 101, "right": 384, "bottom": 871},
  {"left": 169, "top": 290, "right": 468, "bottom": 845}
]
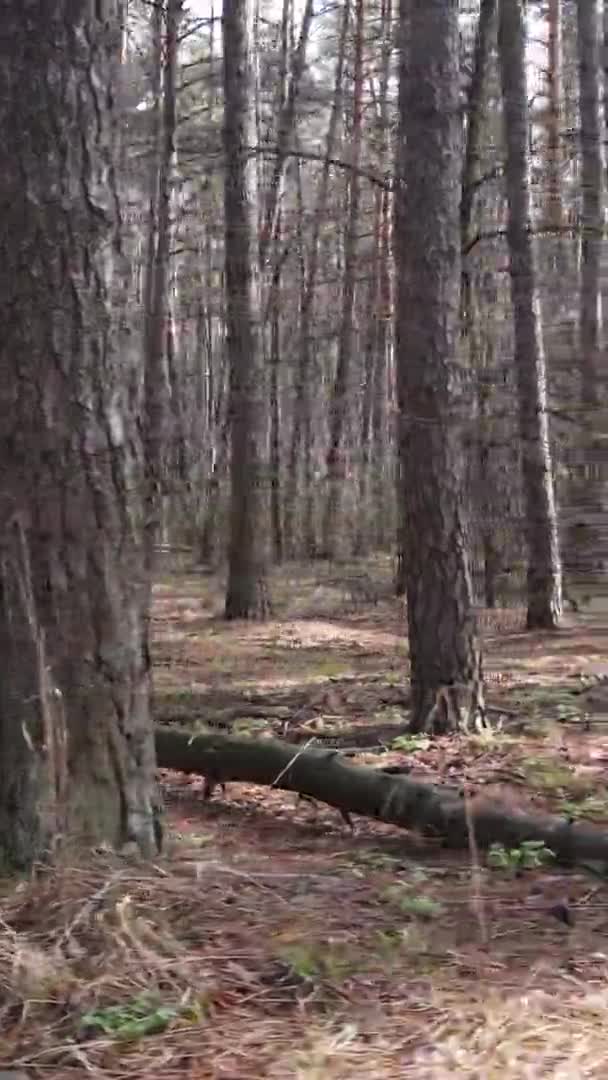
[{"left": 3, "top": 557, "right": 608, "bottom": 1077}]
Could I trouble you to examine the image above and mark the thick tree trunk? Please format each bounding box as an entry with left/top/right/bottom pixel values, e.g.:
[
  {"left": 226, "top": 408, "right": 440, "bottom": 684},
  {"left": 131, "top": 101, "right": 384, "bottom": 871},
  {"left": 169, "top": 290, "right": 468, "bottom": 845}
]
[
  {"left": 223, "top": 0, "right": 269, "bottom": 618},
  {"left": 0, "top": 1, "right": 158, "bottom": 869},
  {"left": 156, "top": 728, "right": 608, "bottom": 866},
  {"left": 394, "top": 0, "right": 484, "bottom": 733},
  {"left": 498, "top": 0, "right": 563, "bottom": 630}
]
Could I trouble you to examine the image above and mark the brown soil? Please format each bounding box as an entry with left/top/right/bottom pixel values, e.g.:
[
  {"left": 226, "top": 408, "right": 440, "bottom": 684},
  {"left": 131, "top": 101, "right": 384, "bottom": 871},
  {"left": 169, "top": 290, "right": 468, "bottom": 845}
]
[{"left": 3, "top": 563, "right": 608, "bottom": 1078}]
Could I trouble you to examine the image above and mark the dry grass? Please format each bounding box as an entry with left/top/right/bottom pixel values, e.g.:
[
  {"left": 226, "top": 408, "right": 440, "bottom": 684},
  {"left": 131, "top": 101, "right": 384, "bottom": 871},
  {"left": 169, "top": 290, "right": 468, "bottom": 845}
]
[
  {"left": 3, "top": 563, "right": 608, "bottom": 1077},
  {"left": 1, "top": 832, "right": 608, "bottom": 1078}
]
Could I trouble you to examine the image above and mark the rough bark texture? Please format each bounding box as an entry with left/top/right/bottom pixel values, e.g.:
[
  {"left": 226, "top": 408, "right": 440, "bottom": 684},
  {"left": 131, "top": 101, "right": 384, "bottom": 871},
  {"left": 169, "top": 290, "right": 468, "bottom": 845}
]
[
  {"left": 321, "top": 0, "right": 365, "bottom": 557},
  {"left": 283, "top": 0, "right": 349, "bottom": 558},
  {"left": 223, "top": 0, "right": 269, "bottom": 618},
  {"left": 568, "top": 0, "right": 607, "bottom": 582},
  {"left": 156, "top": 728, "right": 608, "bottom": 866},
  {"left": 394, "top": 0, "right": 484, "bottom": 733},
  {"left": 143, "top": 0, "right": 183, "bottom": 569},
  {"left": 460, "top": 0, "right": 497, "bottom": 267},
  {"left": 0, "top": 0, "right": 158, "bottom": 868},
  {"left": 498, "top": 0, "right": 563, "bottom": 630},
  {"left": 546, "top": 0, "right": 564, "bottom": 233}
]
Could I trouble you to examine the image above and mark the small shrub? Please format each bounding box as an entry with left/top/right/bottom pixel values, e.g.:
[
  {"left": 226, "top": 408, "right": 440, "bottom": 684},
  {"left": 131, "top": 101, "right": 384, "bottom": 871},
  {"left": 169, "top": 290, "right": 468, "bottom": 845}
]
[
  {"left": 487, "top": 840, "right": 555, "bottom": 875},
  {"left": 81, "top": 992, "right": 187, "bottom": 1041}
]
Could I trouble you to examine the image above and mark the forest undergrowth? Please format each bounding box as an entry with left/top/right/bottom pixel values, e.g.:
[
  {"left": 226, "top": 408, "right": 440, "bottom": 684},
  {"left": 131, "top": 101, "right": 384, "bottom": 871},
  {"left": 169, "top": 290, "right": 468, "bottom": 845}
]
[{"left": 2, "top": 559, "right": 608, "bottom": 1078}]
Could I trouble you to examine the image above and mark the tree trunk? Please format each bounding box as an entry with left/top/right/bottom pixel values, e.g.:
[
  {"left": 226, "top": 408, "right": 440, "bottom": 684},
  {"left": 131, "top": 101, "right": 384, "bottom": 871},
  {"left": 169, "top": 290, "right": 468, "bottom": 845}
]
[
  {"left": 258, "top": 0, "right": 314, "bottom": 265},
  {"left": 498, "top": 0, "right": 563, "bottom": 630},
  {"left": 321, "top": 0, "right": 365, "bottom": 557},
  {"left": 460, "top": 0, "right": 497, "bottom": 288},
  {"left": 269, "top": 217, "right": 284, "bottom": 564},
  {"left": 394, "top": 0, "right": 484, "bottom": 734},
  {"left": 566, "top": 0, "right": 606, "bottom": 584},
  {"left": 546, "top": 0, "right": 564, "bottom": 234},
  {"left": 143, "top": 0, "right": 182, "bottom": 570},
  {"left": 155, "top": 727, "right": 608, "bottom": 867},
  {"left": 459, "top": 0, "right": 500, "bottom": 611},
  {"left": 356, "top": 0, "right": 393, "bottom": 556},
  {"left": 223, "top": 0, "right": 269, "bottom": 618},
  {"left": 0, "top": 0, "right": 158, "bottom": 869},
  {"left": 283, "top": 0, "right": 350, "bottom": 558}
]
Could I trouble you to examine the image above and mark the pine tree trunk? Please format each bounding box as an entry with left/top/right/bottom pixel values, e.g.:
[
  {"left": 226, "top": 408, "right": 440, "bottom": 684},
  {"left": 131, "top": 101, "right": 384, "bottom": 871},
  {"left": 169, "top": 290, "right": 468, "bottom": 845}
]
[
  {"left": 321, "top": 0, "right": 365, "bottom": 557},
  {"left": 223, "top": 0, "right": 269, "bottom": 618},
  {"left": 143, "top": 0, "right": 182, "bottom": 569},
  {"left": 283, "top": 1, "right": 350, "bottom": 558},
  {"left": 567, "top": 0, "right": 607, "bottom": 585},
  {"left": 395, "top": 0, "right": 484, "bottom": 734},
  {"left": 498, "top": 0, "right": 563, "bottom": 629},
  {"left": 0, "top": 0, "right": 158, "bottom": 868}
]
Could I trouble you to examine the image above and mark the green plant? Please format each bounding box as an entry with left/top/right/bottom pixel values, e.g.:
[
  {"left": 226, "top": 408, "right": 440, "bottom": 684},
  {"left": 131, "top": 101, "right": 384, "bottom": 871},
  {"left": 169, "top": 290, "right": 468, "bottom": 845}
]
[
  {"left": 280, "top": 943, "right": 322, "bottom": 981},
  {"left": 390, "top": 734, "right": 430, "bottom": 753},
  {"left": 279, "top": 941, "right": 357, "bottom": 983},
  {"left": 81, "top": 992, "right": 186, "bottom": 1041},
  {"left": 398, "top": 894, "right": 445, "bottom": 919},
  {"left": 560, "top": 796, "right": 608, "bottom": 821},
  {"left": 350, "top": 850, "right": 402, "bottom": 872},
  {"left": 555, "top": 702, "right": 582, "bottom": 723},
  {"left": 381, "top": 885, "right": 445, "bottom": 919},
  {"left": 522, "top": 757, "right": 594, "bottom": 798},
  {"left": 463, "top": 726, "right": 516, "bottom": 751},
  {"left": 487, "top": 840, "right": 555, "bottom": 874}
]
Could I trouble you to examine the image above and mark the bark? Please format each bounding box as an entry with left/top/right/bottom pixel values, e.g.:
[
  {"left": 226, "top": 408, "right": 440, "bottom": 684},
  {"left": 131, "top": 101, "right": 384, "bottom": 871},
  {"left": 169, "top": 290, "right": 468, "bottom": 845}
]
[
  {"left": 143, "top": 0, "right": 183, "bottom": 568},
  {"left": 321, "top": 0, "right": 365, "bottom": 557},
  {"left": 356, "top": 0, "right": 393, "bottom": 556},
  {"left": 459, "top": 0, "right": 499, "bottom": 610},
  {"left": 372, "top": 0, "right": 393, "bottom": 552},
  {"left": 460, "top": 0, "right": 497, "bottom": 276},
  {"left": 546, "top": 0, "right": 564, "bottom": 233},
  {"left": 223, "top": 0, "right": 269, "bottom": 618},
  {"left": 567, "top": 0, "right": 607, "bottom": 581},
  {"left": 0, "top": 0, "right": 158, "bottom": 869},
  {"left": 355, "top": 248, "right": 380, "bottom": 557},
  {"left": 605, "top": 0, "right": 608, "bottom": 144},
  {"left": 269, "top": 216, "right": 284, "bottom": 563},
  {"left": 372, "top": 183, "right": 392, "bottom": 550},
  {"left": 394, "top": 0, "right": 484, "bottom": 733},
  {"left": 498, "top": 0, "right": 563, "bottom": 629},
  {"left": 259, "top": 0, "right": 314, "bottom": 265},
  {"left": 156, "top": 728, "right": 608, "bottom": 866},
  {"left": 283, "top": 1, "right": 350, "bottom": 558}
]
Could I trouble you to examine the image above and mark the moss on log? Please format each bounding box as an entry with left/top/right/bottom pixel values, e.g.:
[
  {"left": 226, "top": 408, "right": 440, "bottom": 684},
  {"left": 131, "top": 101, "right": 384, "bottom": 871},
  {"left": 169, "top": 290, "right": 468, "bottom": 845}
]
[{"left": 155, "top": 727, "right": 608, "bottom": 865}]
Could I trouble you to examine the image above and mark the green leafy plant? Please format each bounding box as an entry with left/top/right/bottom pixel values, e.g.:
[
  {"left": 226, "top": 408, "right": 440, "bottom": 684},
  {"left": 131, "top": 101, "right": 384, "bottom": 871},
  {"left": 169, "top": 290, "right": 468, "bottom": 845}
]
[
  {"left": 279, "top": 941, "right": 357, "bottom": 983},
  {"left": 555, "top": 702, "right": 582, "bottom": 723},
  {"left": 280, "top": 943, "right": 321, "bottom": 981},
  {"left": 487, "top": 840, "right": 555, "bottom": 874},
  {"left": 81, "top": 992, "right": 185, "bottom": 1041},
  {"left": 397, "top": 894, "right": 445, "bottom": 919},
  {"left": 350, "top": 850, "right": 402, "bottom": 872},
  {"left": 522, "top": 757, "right": 594, "bottom": 798},
  {"left": 381, "top": 885, "right": 444, "bottom": 919},
  {"left": 390, "top": 734, "right": 430, "bottom": 753},
  {"left": 560, "top": 795, "right": 608, "bottom": 821}
]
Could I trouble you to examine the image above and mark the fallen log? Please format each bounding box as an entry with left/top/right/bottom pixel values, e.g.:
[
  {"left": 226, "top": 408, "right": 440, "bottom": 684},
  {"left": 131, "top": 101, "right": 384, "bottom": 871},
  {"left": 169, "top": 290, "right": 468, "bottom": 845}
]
[{"left": 155, "top": 727, "right": 608, "bottom": 866}]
